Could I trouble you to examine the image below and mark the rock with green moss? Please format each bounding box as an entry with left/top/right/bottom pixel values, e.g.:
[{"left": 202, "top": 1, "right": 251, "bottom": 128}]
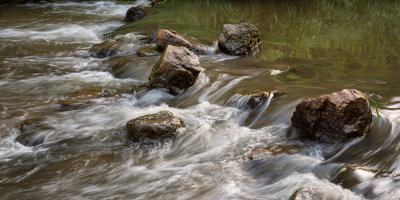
[
  {"left": 291, "top": 89, "right": 372, "bottom": 143},
  {"left": 218, "top": 23, "right": 261, "bottom": 56},
  {"left": 126, "top": 111, "right": 185, "bottom": 141},
  {"left": 149, "top": 45, "right": 202, "bottom": 94},
  {"left": 136, "top": 46, "right": 161, "bottom": 57}
]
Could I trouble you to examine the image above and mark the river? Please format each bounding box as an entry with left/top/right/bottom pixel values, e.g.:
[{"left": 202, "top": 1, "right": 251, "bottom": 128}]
[{"left": 0, "top": 0, "right": 400, "bottom": 199}]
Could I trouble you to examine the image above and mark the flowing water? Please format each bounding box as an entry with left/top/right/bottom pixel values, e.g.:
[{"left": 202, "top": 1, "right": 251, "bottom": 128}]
[{"left": 1, "top": 0, "right": 400, "bottom": 199}]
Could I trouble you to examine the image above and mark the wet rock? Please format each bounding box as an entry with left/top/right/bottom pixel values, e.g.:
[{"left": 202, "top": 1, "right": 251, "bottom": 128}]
[
  {"left": 248, "top": 145, "right": 301, "bottom": 160},
  {"left": 236, "top": 90, "right": 283, "bottom": 109},
  {"left": 248, "top": 92, "right": 270, "bottom": 109},
  {"left": 218, "top": 23, "right": 261, "bottom": 56},
  {"left": 149, "top": 45, "right": 202, "bottom": 95},
  {"left": 100, "top": 56, "right": 131, "bottom": 71},
  {"left": 155, "top": 29, "right": 193, "bottom": 50},
  {"left": 125, "top": 7, "right": 145, "bottom": 23},
  {"left": 136, "top": 46, "right": 161, "bottom": 57},
  {"left": 126, "top": 111, "right": 185, "bottom": 141},
  {"left": 291, "top": 89, "right": 372, "bottom": 143},
  {"left": 89, "top": 33, "right": 138, "bottom": 58},
  {"left": 332, "top": 165, "right": 376, "bottom": 189}
]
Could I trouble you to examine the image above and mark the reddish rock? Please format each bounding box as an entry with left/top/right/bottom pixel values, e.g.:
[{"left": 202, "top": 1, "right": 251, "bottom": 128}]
[
  {"left": 149, "top": 45, "right": 202, "bottom": 94},
  {"left": 155, "top": 29, "right": 193, "bottom": 50}
]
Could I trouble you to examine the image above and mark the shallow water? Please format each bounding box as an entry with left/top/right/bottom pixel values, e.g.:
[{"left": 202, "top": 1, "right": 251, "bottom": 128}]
[{"left": 0, "top": 0, "right": 400, "bottom": 199}]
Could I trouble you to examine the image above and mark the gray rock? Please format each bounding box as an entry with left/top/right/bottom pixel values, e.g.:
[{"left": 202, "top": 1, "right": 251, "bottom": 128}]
[
  {"left": 149, "top": 45, "right": 202, "bottom": 94},
  {"left": 291, "top": 89, "right": 372, "bottom": 143},
  {"left": 218, "top": 23, "right": 261, "bottom": 56},
  {"left": 126, "top": 111, "right": 185, "bottom": 141}
]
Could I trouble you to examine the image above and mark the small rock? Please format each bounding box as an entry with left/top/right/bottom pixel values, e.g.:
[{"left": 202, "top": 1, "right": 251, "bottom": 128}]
[
  {"left": 248, "top": 145, "right": 301, "bottom": 160},
  {"left": 149, "top": 45, "right": 202, "bottom": 95},
  {"left": 125, "top": 7, "right": 145, "bottom": 23},
  {"left": 156, "top": 29, "right": 193, "bottom": 50},
  {"left": 291, "top": 89, "right": 372, "bottom": 143},
  {"left": 136, "top": 46, "right": 161, "bottom": 57},
  {"left": 126, "top": 111, "right": 185, "bottom": 141},
  {"left": 218, "top": 23, "right": 261, "bottom": 56},
  {"left": 248, "top": 92, "right": 270, "bottom": 109}
]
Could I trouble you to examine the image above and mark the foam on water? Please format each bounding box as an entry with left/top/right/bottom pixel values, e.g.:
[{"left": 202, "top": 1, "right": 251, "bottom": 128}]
[{"left": 0, "top": 22, "right": 121, "bottom": 43}]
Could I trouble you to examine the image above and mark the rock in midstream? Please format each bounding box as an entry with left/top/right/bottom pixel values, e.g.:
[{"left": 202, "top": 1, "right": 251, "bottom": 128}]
[
  {"left": 126, "top": 111, "right": 185, "bottom": 141},
  {"left": 218, "top": 23, "right": 261, "bottom": 56},
  {"left": 125, "top": 7, "right": 146, "bottom": 23},
  {"left": 149, "top": 45, "right": 202, "bottom": 95},
  {"left": 291, "top": 89, "right": 372, "bottom": 143}
]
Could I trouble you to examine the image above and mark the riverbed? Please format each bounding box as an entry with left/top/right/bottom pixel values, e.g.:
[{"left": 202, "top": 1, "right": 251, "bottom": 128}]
[{"left": 0, "top": 0, "right": 400, "bottom": 199}]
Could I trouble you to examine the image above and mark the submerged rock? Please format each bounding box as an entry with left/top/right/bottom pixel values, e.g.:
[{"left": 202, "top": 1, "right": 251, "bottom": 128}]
[
  {"left": 155, "top": 29, "right": 193, "bottom": 50},
  {"left": 332, "top": 165, "right": 376, "bottom": 189},
  {"left": 248, "top": 145, "right": 301, "bottom": 160},
  {"left": 291, "top": 89, "right": 372, "bottom": 143},
  {"left": 89, "top": 33, "right": 138, "bottom": 58},
  {"left": 136, "top": 46, "right": 161, "bottom": 57},
  {"left": 16, "top": 119, "right": 50, "bottom": 147},
  {"left": 125, "top": 7, "right": 145, "bottom": 23},
  {"left": 126, "top": 111, "right": 185, "bottom": 141},
  {"left": 149, "top": 45, "right": 202, "bottom": 95},
  {"left": 57, "top": 87, "right": 145, "bottom": 109},
  {"left": 218, "top": 23, "right": 261, "bottom": 56}
]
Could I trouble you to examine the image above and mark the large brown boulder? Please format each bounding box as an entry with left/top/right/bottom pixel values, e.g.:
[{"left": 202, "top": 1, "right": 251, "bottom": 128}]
[
  {"left": 126, "top": 111, "right": 185, "bottom": 141},
  {"left": 218, "top": 23, "right": 261, "bottom": 56},
  {"left": 291, "top": 89, "right": 372, "bottom": 143},
  {"left": 149, "top": 45, "right": 202, "bottom": 94},
  {"left": 125, "top": 7, "right": 145, "bottom": 23},
  {"left": 155, "top": 29, "right": 193, "bottom": 50}
]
